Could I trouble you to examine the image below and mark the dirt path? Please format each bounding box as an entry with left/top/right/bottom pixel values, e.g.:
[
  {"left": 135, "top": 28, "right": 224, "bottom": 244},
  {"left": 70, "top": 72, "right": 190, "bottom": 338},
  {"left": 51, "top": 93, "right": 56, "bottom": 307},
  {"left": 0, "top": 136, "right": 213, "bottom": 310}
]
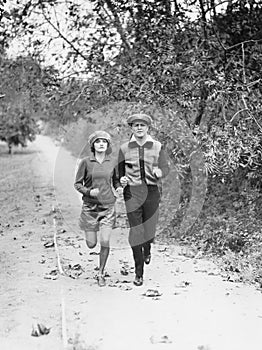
[{"left": 1, "top": 135, "right": 262, "bottom": 350}]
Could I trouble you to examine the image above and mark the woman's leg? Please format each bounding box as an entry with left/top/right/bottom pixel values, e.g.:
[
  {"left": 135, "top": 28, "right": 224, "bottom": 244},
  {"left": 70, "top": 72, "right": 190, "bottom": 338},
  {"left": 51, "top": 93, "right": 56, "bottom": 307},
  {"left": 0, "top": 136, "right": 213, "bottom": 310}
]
[
  {"left": 85, "top": 231, "right": 97, "bottom": 249},
  {"left": 80, "top": 203, "right": 98, "bottom": 248},
  {"left": 99, "top": 226, "right": 111, "bottom": 276},
  {"left": 96, "top": 205, "right": 115, "bottom": 286}
]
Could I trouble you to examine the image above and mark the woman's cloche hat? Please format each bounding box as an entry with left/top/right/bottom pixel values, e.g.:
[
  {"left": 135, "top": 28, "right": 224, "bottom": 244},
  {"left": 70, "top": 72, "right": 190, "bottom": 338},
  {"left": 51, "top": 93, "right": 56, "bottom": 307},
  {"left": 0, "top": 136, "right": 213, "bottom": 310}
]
[{"left": 88, "top": 130, "right": 111, "bottom": 147}]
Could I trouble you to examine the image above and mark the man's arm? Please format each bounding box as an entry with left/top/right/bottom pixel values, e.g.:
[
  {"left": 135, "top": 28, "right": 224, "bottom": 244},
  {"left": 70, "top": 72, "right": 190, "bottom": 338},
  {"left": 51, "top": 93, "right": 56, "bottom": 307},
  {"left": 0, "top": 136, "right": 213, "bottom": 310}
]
[
  {"left": 118, "top": 148, "right": 126, "bottom": 179},
  {"left": 112, "top": 166, "right": 121, "bottom": 190},
  {"left": 158, "top": 146, "right": 170, "bottom": 178}
]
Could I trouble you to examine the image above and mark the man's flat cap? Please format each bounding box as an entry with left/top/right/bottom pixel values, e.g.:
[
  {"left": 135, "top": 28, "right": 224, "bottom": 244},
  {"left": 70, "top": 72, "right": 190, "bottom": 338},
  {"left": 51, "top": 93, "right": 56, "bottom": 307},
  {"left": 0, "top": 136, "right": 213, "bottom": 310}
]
[{"left": 127, "top": 113, "right": 152, "bottom": 126}]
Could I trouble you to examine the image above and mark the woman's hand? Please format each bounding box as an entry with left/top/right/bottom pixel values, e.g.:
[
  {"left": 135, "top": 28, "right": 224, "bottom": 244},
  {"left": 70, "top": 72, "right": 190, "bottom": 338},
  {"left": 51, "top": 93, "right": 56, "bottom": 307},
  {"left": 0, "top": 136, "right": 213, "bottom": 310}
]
[
  {"left": 90, "top": 188, "right": 100, "bottom": 197},
  {"left": 120, "top": 176, "right": 129, "bottom": 187}
]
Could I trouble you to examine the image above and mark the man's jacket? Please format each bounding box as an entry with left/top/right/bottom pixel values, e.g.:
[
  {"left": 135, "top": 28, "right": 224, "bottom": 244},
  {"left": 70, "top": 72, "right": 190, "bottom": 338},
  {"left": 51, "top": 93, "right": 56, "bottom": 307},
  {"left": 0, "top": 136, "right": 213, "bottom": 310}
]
[{"left": 118, "top": 135, "right": 170, "bottom": 186}]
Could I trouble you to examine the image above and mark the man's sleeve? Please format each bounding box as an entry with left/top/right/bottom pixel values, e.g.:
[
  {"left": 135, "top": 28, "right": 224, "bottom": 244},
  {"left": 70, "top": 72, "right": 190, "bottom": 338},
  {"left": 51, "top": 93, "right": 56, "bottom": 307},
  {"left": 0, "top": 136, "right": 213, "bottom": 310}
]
[
  {"left": 158, "top": 146, "right": 170, "bottom": 178},
  {"left": 118, "top": 148, "right": 126, "bottom": 179},
  {"left": 112, "top": 167, "right": 121, "bottom": 189},
  {"left": 74, "top": 159, "right": 91, "bottom": 195}
]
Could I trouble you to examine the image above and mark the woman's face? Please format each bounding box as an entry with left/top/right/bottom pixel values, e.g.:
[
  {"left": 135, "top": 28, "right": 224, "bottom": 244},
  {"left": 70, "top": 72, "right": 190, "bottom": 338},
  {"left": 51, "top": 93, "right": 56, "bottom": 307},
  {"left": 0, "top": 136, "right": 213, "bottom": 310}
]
[{"left": 93, "top": 138, "right": 108, "bottom": 153}]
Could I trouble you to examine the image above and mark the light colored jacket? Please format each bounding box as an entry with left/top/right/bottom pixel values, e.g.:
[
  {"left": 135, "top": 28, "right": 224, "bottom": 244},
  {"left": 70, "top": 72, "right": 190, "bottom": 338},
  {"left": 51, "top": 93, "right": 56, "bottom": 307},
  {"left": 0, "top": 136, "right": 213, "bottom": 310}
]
[{"left": 118, "top": 135, "right": 170, "bottom": 186}]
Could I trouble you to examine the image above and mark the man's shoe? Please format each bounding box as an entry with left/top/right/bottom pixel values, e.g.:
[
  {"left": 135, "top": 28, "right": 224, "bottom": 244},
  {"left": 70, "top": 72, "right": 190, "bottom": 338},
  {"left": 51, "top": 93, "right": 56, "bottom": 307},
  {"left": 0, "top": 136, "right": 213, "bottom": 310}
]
[
  {"left": 133, "top": 276, "right": 143, "bottom": 286},
  {"left": 144, "top": 254, "right": 151, "bottom": 265},
  {"left": 97, "top": 274, "right": 106, "bottom": 287}
]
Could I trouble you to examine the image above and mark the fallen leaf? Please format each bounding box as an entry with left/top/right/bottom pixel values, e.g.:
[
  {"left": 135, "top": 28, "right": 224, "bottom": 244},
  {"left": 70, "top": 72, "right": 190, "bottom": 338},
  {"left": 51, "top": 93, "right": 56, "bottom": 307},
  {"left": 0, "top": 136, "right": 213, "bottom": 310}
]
[
  {"left": 65, "top": 264, "right": 84, "bottom": 279},
  {"left": 157, "top": 247, "right": 167, "bottom": 252},
  {"left": 108, "top": 283, "right": 118, "bottom": 287},
  {"left": 44, "top": 241, "right": 54, "bottom": 248},
  {"left": 143, "top": 289, "right": 162, "bottom": 297},
  {"left": 120, "top": 267, "right": 129, "bottom": 275},
  {"left": 150, "top": 335, "right": 172, "bottom": 344},
  {"left": 31, "top": 323, "right": 51, "bottom": 337},
  {"left": 118, "top": 285, "right": 132, "bottom": 291},
  {"left": 44, "top": 275, "right": 58, "bottom": 280},
  {"left": 184, "top": 281, "right": 191, "bottom": 286},
  {"left": 44, "top": 269, "right": 58, "bottom": 280},
  {"left": 69, "top": 263, "right": 82, "bottom": 270},
  {"left": 58, "top": 228, "right": 66, "bottom": 233},
  {"left": 197, "top": 345, "right": 210, "bottom": 350}
]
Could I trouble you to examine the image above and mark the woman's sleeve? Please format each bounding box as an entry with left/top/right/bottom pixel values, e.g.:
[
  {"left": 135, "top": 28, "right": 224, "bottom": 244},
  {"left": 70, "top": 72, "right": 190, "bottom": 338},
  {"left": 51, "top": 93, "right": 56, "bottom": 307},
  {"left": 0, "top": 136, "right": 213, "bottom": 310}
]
[
  {"left": 74, "top": 159, "right": 91, "bottom": 195},
  {"left": 158, "top": 146, "right": 170, "bottom": 178}
]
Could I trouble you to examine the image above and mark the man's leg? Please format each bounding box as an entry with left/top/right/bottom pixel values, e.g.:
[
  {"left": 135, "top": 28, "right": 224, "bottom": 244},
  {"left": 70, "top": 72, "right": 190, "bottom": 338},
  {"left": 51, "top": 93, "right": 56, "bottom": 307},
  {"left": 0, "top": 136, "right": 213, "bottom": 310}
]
[
  {"left": 142, "top": 240, "right": 153, "bottom": 264},
  {"left": 131, "top": 244, "right": 144, "bottom": 286},
  {"left": 127, "top": 212, "right": 145, "bottom": 285},
  {"left": 142, "top": 187, "right": 160, "bottom": 264},
  {"left": 124, "top": 186, "right": 145, "bottom": 285}
]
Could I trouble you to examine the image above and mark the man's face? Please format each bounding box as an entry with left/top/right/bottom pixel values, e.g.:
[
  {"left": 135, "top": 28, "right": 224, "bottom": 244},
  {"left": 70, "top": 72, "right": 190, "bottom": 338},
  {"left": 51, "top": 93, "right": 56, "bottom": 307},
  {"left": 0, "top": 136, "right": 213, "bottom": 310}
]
[{"left": 131, "top": 120, "right": 149, "bottom": 138}]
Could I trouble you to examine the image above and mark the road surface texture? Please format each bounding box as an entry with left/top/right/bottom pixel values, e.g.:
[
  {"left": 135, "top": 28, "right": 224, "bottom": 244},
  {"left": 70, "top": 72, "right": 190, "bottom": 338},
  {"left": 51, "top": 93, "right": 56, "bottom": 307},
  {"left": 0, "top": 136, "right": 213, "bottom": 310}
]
[{"left": 1, "top": 135, "right": 262, "bottom": 350}]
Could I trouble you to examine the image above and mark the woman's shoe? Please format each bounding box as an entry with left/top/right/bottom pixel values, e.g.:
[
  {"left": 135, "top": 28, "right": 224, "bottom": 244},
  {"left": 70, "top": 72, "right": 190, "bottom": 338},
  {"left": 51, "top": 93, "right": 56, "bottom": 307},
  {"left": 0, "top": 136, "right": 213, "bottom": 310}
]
[
  {"left": 133, "top": 276, "right": 143, "bottom": 286},
  {"left": 97, "top": 274, "right": 106, "bottom": 287}
]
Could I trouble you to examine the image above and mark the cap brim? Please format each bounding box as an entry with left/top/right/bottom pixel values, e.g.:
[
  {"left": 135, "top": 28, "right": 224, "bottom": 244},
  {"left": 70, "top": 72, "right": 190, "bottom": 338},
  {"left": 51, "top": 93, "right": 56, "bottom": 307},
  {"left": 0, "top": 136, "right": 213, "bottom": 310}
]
[{"left": 129, "top": 119, "right": 150, "bottom": 125}]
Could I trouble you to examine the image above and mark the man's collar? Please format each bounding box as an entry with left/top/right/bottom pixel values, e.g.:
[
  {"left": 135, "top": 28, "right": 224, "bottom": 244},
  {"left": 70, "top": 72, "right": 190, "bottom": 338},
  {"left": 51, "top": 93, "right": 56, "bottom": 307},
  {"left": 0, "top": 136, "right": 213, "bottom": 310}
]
[{"left": 128, "top": 134, "right": 154, "bottom": 148}]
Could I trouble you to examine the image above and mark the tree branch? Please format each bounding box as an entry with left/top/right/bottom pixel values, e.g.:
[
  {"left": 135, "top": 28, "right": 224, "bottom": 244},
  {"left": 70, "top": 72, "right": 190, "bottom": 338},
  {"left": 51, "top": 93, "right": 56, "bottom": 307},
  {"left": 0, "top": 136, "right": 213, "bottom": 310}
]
[
  {"left": 40, "top": 5, "right": 88, "bottom": 62},
  {"left": 242, "top": 95, "right": 262, "bottom": 133},
  {"left": 103, "top": 0, "right": 131, "bottom": 52},
  {"left": 229, "top": 108, "right": 248, "bottom": 123},
  {"left": 227, "top": 39, "right": 262, "bottom": 51},
  {"left": 242, "top": 42, "right": 246, "bottom": 86}
]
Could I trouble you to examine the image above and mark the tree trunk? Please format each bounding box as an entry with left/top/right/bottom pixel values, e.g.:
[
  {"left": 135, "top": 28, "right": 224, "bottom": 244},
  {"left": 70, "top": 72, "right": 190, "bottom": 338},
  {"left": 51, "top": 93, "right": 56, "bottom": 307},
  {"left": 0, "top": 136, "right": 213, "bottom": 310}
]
[{"left": 198, "top": 0, "right": 207, "bottom": 39}]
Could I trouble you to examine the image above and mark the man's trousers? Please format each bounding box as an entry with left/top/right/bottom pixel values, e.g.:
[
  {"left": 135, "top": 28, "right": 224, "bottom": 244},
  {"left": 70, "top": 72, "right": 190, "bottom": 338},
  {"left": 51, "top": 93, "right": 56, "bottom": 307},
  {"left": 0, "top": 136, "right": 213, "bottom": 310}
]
[{"left": 124, "top": 183, "right": 160, "bottom": 277}]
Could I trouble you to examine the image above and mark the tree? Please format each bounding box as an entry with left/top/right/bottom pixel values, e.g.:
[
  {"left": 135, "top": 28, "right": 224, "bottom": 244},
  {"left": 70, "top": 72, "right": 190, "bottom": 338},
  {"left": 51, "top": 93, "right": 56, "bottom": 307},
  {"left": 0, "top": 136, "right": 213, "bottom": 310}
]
[
  {"left": 0, "top": 108, "right": 38, "bottom": 153},
  {"left": 0, "top": 55, "right": 59, "bottom": 152}
]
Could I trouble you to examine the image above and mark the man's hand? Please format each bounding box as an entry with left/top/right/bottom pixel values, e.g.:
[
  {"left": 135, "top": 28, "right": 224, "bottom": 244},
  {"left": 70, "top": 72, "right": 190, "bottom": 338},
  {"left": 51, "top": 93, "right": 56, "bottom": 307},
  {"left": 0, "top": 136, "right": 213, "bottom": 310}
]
[
  {"left": 120, "top": 176, "right": 129, "bottom": 187},
  {"left": 153, "top": 167, "right": 163, "bottom": 179},
  {"left": 90, "top": 188, "right": 100, "bottom": 197},
  {"left": 116, "top": 187, "right": 124, "bottom": 196}
]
